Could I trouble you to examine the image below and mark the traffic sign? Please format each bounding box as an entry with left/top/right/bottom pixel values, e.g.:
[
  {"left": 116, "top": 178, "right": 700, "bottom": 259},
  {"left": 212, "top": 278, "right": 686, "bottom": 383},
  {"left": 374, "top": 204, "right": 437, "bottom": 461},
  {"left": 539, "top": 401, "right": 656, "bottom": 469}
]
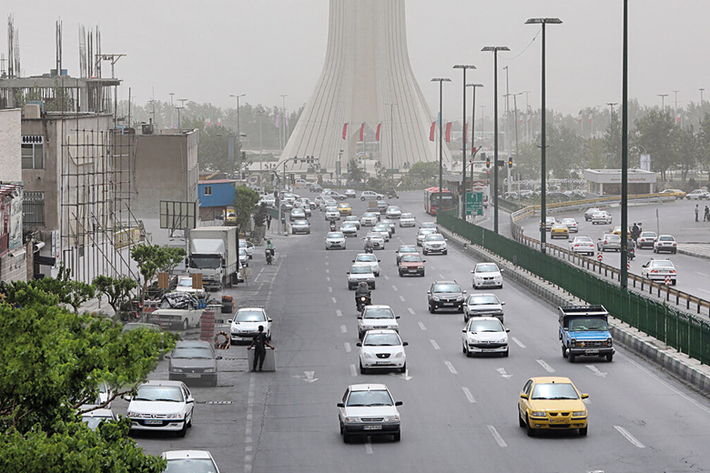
[
  {"left": 465, "top": 192, "right": 484, "bottom": 216},
  {"left": 665, "top": 276, "right": 671, "bottom": 286},
  {"left": 627, "top": 261, "right": 631, "bottom": 270},
  {"left": 597, "top": 253, "right": 603, "bottom": 262}
]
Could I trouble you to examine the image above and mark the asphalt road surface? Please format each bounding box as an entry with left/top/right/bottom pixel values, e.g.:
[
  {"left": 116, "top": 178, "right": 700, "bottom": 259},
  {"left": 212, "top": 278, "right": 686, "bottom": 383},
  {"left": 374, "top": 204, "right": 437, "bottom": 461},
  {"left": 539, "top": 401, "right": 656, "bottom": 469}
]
[{"left": 117, "top": 191, "right": 710, "bottom": 473}]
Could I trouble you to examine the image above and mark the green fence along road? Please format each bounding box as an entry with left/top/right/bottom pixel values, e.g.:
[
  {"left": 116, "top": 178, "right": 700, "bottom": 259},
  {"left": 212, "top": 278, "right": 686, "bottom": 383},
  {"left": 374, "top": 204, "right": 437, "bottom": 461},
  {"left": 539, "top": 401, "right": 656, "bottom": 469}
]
[{"left": 437, "top": 210, "right": 710, "bottom": 365}]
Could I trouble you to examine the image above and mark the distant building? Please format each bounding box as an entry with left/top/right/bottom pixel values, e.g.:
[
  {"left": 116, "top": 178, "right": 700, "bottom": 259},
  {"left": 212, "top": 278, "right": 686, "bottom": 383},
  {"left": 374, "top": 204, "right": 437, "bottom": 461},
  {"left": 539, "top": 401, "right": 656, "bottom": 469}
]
[
  {"left": 584, "top": 169, "right": 656, "bottom": 196},
  {"left": 198, "top": 179, "right": 238, "bottom": 221}
]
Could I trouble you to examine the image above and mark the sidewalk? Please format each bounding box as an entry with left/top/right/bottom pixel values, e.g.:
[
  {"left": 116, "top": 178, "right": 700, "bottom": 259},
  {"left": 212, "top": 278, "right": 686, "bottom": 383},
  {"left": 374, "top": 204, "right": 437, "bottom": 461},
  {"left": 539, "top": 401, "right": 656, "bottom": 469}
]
[{"left": 677, "top": 243, "right": 710, "bottom": 261}]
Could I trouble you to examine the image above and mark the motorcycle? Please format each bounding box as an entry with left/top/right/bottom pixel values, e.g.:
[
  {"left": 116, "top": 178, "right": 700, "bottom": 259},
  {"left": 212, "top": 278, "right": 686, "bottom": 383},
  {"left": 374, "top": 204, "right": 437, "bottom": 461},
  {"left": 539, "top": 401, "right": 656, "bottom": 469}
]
[
  {"left": 364, "top": 241, "right": 374, "bottom": 254},
  {"left": 330, "top": 221, "right": 337, "bottom": 231},
  {"left": 265, "top": 248, "right": 274, "bottom": 265},
  {"left": 628, "top": 246, "right": 635, "bottom": 261},
  {"left": 356, "top": 293, "right": 372, "bottom": 312}
]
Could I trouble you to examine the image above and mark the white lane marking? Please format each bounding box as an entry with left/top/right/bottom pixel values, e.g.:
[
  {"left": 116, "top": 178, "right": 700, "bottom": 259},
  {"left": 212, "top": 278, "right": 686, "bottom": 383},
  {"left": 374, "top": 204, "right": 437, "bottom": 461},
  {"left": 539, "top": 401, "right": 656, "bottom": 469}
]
[
  {"left": 392, "top": 285, "right": 399, "bottom": 291},
  {"left": 430, "top": 339, "right": 441, "bottom": 350},
  {"left": 586, "top": 365, "right": 607, "bottom": 378},
  {"left": 328, "top": 287, "right": 333, "bottom": 293},
  {"left": 536, "top": 359, "right": 555, "bottom": 373},
  {"left": 325, "top": 269, "right": 330, "bottom": 273},
  {"left": 496, "top": 367, "right": 513, "bottom": 378},
  {"left": 336, "top": 309, "right": 343, "bottom": 317},
  {"left": 365, "top": 441, "right": 374, "bottom": 454},
  {"left": 350, "top": 364, "right": 357, "bottom": 377},
  {"left": 408, "top": 308, "right": 416, "bottom": 315},
  {"left": 344, "top": 342, "right": 351, "bottom": 353},
  {"left": 384, "top": 275, "right": 390, "bottom": 280},
  {"left": 418, "top": 321, "right": 427, "bottom": 331},
  {"left": 698, "top": 288, "right": 710, "bottom": 295},
  {"left": 614, "top": 426, "right": 645, "bottom": 448},
  {"left": 340, "top": 325, "right": 347, "bottom": 333},
  {"left": 399, "top": 295, "right": 406, "bottom": 302},
  {"left": 331, "top": 297, "right": 337, "bottom": 304},
  {"left": 487, "top": 425, "right": 508, "bottom": 447},
  {"left": 439, "top": 274, "right": 446, "bottom": 279},
  {"left": 462, "top": 387, "right": 477, "bottom": 403},
  {"left": 326, "top": 276, "right": 331, "bottom": 282},
  {"left": 512, "top": 337, "right": 526, "bottom": 348},
  {"left": 618, "top": 351, "right": 710, "bottom": 415},
  {"left": 325, "top": 261, "right": 330, "bottom": 266},
  {"left": 444, "top": 361, "right": 458, "bottom": 374},
  {"left": 694, "top": 271, "right": 709, "bottom": 277}
]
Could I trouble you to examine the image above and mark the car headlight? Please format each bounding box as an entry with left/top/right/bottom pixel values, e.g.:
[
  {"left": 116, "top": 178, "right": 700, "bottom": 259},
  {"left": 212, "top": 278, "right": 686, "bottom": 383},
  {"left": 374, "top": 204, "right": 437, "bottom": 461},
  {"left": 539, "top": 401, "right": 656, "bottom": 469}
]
[
  {"left": 344, "top": 417, "right": 361, "bottom": 424},
  {"left": 383, "top": 415, "right": 400, "bottom": 422},
  {"left": 171, "top": 368, "right": 183, "bottom": 373},
  {"left": 570, "top": 339, "right": 577, "bottom": 347},
  {"left": 166, "top": 413, "right": 182, "bottom": 419},
  {"left": 394, "top": 351, "right": 404, "bottom": 359},
  {"left": 362, "top": 352, "right": 375, "bottom": 359},
  {"left": 496, "top": 338, "right": 507, "bottom": 344},
  {"left": 530, "top": 411, "right": 546, "bottom": 417},
  {"left": 456, "top": 296, "right": 464, "bottom": 301},
  {"left": 606, "top": 338, "right": 613, "bottom": 347},
  {"left": 432, "top": 296, "right": 440, "bottom": 301},
  {"left": 572, "top": 410, "right": 587, "bottom": 417},
  {"left": 204, "top": 368, "right": 215, "bottom": 373}
]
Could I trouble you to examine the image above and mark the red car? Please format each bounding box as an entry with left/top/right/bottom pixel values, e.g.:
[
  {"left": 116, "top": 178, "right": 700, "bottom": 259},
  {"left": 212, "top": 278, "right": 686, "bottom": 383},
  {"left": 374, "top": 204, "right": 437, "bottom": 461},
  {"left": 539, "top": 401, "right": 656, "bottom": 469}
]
[{"left": 398, "top": 254, "right": 426, "bottom": 277}]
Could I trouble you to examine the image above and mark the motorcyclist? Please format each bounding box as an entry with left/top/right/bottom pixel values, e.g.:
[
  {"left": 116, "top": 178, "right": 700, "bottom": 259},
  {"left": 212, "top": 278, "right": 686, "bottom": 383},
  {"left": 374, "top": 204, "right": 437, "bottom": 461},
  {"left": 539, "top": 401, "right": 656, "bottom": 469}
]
[
  {"left": 627, "top": 237, "right": 636, "bottom": 260},
  {"left": 266, "top": 240, "right": 275, "bottom": 255},
  {"left": 364, "top": 238, "right": 374, "bottom": 253},
  {"left": 355, "top": 282, "right": 371, "bottom": 309},
  {"left": 330, "top": 220, "right": 337, "bottom": 231}
]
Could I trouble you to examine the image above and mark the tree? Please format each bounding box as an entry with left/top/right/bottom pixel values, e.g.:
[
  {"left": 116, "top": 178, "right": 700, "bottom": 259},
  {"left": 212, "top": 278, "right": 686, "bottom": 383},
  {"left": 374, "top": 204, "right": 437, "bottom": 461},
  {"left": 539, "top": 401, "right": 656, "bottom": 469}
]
[
  {"left": 1, "top": 265, "right": 95, "bottom": 313},
  {"left": 547, "top": 123, "right": 585, "bottom": 178},
  {"left": 408, "top": 161, "right": 439, "bottom": 181},
  {"left": 346, "top": 159, "right": 365, "bottom": 183},
  {"left": 130, "top": 244, "right": 186, "bottom": 302},
  {"left": 633, "top": 110, "right": 678, "bottom": 180},
  {"left": 603, "top": 109, "right": 622, "bottom": 168},
  {"left": 233, "top": 186, "right": 261, "bottom": 229},
  {"left": 92, "top": 275, "right": 138, "bottom": 315}
]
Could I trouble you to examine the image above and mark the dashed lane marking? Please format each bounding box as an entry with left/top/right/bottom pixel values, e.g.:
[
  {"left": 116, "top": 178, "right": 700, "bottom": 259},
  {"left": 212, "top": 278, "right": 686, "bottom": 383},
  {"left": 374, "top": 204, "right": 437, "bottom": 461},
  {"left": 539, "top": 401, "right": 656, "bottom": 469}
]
[
  {"left": 399, "top": 295, "right": 406, "bottom": 302},
  {"left": 430, "top": 339, "right": 441, "bottom": 350},
  {"left": 408, "top": 308, "right": 416, "bottom": 315},
  {"left": 331, "top": 297, "right": 337, "bottom": 304},
  {"left": 340, "top": 325, "right": 347, "bottom": 333},
  {"left": 462, "top": 387, "right": 477, "bottom": 403},
  {"left": 512, "top": 337, "right": 526, "bottom": 348},
  {"left": 614, "top": 426, "right": 645, "bottom": 448},
  {"left": 418, "top": 321, "right": 427, "bottom": 331},
  {"left": 350, "top": 364, "right": 357, "bottom": 377},
  {"left": 336, "top": 309, "right": 343, "bottom": 317},
  {"left": 444, "top": 361, "right": 458, "bottom": 374},
  {"left": 536, "top": 359, "right": 555, "bottom": 373},
  {"left": 487, "top": 425, "right": 507, "bottom": 447},
  {"left": 344, "top": 342, "right": 351, "bottom": 353}
]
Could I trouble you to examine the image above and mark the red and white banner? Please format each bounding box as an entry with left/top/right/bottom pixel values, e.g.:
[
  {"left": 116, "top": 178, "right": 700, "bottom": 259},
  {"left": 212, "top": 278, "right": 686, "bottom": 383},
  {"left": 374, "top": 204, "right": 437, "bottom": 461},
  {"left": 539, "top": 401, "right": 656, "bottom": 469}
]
[
  {"left": 376, "top": 123, "right": 382, "bottom": 141},
  {"left": 445, "top": 122, "right": 452, "bottom": 143},
  {"left": 360, "top": 123, "right": 365, "bottom": 142},
  {"left": 430, "top": 121, "right": 436, "bottom": 141},
  {"left": 342, "top": 123, "right": 348, "bottom": 140}
]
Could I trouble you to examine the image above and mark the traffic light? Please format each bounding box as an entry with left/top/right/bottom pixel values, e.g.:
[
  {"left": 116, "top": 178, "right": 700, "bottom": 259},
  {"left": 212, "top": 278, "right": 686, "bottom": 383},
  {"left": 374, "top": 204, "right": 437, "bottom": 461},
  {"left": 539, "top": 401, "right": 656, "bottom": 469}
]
[
  {"left": 485, "top": 154, "right": 490, "bottom": 168},
  {"left": 241, "top": 151, "right": 246, "bottom": 161},
  {"left": 508, "top": 156, "right": 513, "bottom": 168}
]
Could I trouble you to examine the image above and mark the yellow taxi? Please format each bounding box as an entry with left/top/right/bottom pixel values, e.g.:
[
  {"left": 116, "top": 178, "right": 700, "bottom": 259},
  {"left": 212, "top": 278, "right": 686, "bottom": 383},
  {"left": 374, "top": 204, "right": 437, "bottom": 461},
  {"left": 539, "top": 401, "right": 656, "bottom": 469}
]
[
  {"left": 611, "top": 226, "right": 633, "bottom": 237},
  {"left": 224, "top": 207, "right": 237, "bottom": 226},
  {"left": 659, "top": 188, "right": 686, "bottom": 199},
  {"left": 518, "top": 376, "right": 588, "bottom": 437},
  {"left": 550, "top": 223, "right": 569, "bottom": 239},
  {"left": 337, "top": 202, "right": 353, "bottom": 216}
]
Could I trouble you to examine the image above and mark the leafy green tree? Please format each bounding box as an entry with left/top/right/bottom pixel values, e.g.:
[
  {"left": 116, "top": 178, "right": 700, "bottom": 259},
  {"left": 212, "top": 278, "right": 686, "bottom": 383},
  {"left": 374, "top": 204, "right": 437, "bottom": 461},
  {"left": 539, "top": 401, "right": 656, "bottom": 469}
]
[
  {"left": 408, "top": 161, "right": 439, "bottom": 181},
  {"left": 253, "top": 202, "right": 268, "bottom": 228},
  {"left": 233, "top": 186, "right": 261, "bottom": 229},
  {"left": 697, "top": 113, "right": 710, "bottom": 171},
  {"left": 675, "top": 125, "right": 699, "bottom": 182},
  {"left": 346, "top": 159, "right": 365, "bottom": 183},
  {"left": 130, "top": 244, "right": 186, "bottom": 302},
  {"left": 633, "top": 110, "right": 678, "bottom": 180},
  {"left": 1, "top": 265, "right": 95, "bottom": 313},
  {"left": 603, "top": 108, "right": 623, "bottom": 168},
  {"left": 92, "top": 275, "right": 138, "bottom": 315}
]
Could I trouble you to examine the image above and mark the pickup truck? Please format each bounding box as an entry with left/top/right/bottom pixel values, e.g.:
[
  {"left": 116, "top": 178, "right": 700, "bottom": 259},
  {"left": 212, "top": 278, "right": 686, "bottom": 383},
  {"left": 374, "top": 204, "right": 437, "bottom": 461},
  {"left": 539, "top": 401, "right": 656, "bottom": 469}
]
[
  {"left": 558, "top": 305, "right": 614, "bottom": 362},
  {"left": 146, "top": 292, "right": 206, "bottom": 330}
]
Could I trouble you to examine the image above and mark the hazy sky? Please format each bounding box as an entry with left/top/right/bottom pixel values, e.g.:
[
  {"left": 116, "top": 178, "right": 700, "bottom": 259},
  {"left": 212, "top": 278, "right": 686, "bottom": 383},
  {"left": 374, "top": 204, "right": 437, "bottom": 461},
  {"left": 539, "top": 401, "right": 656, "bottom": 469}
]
[{"left": 3, "top": 0, "right": 709, "bottom": 120}]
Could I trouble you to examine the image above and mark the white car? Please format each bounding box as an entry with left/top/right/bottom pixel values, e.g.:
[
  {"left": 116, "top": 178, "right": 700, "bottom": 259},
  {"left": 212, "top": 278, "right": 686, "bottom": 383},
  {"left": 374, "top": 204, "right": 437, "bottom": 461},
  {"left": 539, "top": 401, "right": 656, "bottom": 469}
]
[
  {"left": 542, "top": 216, "right": 556, "bottom": 231},
  {"left": 463, "top": 293, "right": 505, "bottom": 323},
  {"left": 422, "top": 233, "right": 448, "bottom": 255},
  {"left": 290, "top": 208, "right": 307, "bottom": 221},
  {"left": 461, "top": 317, "right": 510, "bottom": 357},
  {"left": 228, "top": 307, "right": 272, "bottom": 343},
  {"left": 653, "top": 234, "right": 677, "bottom": 254},
  {"left": 239, "top": 240, "right": 255, "bottom": 258},
  {"left": 343, "top": 215, "right": 361, "bottom": 229},
  {"left": 561, "top": 217, "right": 578, "bottom": 233},
  {"left": 353, "top": 253, "right": 381, "bottom": 276},
  {"left": 347, "top": 263, "right": 376, "bottom": 290},
  {"left": 364, "top": 232, "right": 385, "bottom": 250},
  {"left": 641, "top": 258, "right": 677, "bottom": 285},
  {"left": 325, "top": 232, "right": 347, "bottom": 250},
  {"left": 174, "top": 276, "right": 205, "bottom": 296},
  {"left": 686, "top": 189, "right": 710, "bottom": 200},
  {"left": 591, "top": 211, "right": 612, "bottom": 225},
  {"left": 360, "top": 212, "right": 379, "bottom": 226},
  {"left": 357, "top": 305, "right": 400, "bottom": 339},
  {"left": 372, "top": 224, "right": 391, "bottom": 241},
  {"left": 238, "top": 248, "right": 249, "bottom": 267},
  {"left": 360, "top": 190, "right": 385, "bottom": 201},
  {"left": 420, "top": 221, "right": 438, "bottom": 231},
  {"left": 162, "top": 450, "right": 221, "bottom": 473},
  {"left": 337, "top": 383, "right": 402, "bottom": 443},
  {"left": 569, "top": 236, "right": 595, "bottom": 256},
  {"left": 416, "top": 228, "right": 437, "bottom": 246},
  {"left": 399, "top": 213, "right": 416, "bottom": 227},
  {"left": 385, "top": 206, "right": 402, "bottom": 219},
  {"left": 127, "top": 380, "right": 194, "bottom": 437},
  {"left": 471, "top": 262, "right": 503, "bottom": 289},
  {"left": 81, "top": 407, "right": 117, "bottom": 430},
  {"left": 340, "top": 222, "right": 359, "bottom": 237},
  {"left": 584, "top": 207, "right": 601, "bottom": 221},
  {"left": 637, "top": 231, "right": 657, "bottom": 249},
  {"left": 357, "top": 330, "right": 408, "bottom": 374},
  {"left": 344, "top": 189, "right": 357, "bottom": 198},
  {"left": 325, "top": 206, "right": 340, "bottom": 221}
]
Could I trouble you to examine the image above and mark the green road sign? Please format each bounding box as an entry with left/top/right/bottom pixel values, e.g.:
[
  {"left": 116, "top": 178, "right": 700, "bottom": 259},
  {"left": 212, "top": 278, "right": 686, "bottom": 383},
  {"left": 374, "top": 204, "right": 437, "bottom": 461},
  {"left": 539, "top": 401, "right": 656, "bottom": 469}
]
[{"left": 465, "top": 192, "right": 483, "bottom": 216}]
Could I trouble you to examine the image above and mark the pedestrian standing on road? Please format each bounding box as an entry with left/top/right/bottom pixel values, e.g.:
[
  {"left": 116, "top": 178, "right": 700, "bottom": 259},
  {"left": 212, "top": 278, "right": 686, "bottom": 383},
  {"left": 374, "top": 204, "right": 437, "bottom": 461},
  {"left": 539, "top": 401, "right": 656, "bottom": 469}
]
[
  {"left": 631, "top": 223, "right": 640, "bottom": 243},
  {"left": 266, "top": 213, "right": 272, "bottom": 230},
  {"left": 247, "top": 325, "right": 274, "bottom": 372},
  {"left": 704, "top": 206, "right": 710, "bottom": 222},
  {"left": 695, "top": 204, "right": 700, "bottom": 222}
]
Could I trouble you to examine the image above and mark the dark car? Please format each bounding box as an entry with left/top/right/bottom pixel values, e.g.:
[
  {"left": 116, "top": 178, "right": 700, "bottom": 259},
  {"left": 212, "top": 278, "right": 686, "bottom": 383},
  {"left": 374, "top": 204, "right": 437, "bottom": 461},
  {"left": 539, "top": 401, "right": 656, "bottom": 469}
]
[
  {"left": 167, "top": 340, "right": 221, "bottom": 387},
  {"left": 427, "top": 280, "right": 466, "bottom": 313}
]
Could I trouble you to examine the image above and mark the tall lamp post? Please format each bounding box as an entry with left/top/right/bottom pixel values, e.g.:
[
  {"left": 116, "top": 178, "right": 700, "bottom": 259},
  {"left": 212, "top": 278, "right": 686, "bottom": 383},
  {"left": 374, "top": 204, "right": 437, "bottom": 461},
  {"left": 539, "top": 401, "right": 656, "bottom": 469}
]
[
  {"left": 658, "top": 93, "right": 668, "bottom": 109},
  {"left": 454, "top": 64, "right": 476, "bottom": 219},
  {"left": 385, "top": 102, "right": 398, "bottom": 187},
  {"left": 431, "top": 78, "right": 451, "bottom": 213},
  {"left": 481, "top": 46, "right": 510, "bottom": 234},
  {"left": 620, "top": 0, "right": 629, "bottom": 288},
  {"left": 525, "top": 17, "right": 562, "bottom": 253},
  {"left": 467, "top": 83, "right": 484, "bottom": 200},
  {"left": 230, "top": 93, "right": 246, "bottom": 179}
]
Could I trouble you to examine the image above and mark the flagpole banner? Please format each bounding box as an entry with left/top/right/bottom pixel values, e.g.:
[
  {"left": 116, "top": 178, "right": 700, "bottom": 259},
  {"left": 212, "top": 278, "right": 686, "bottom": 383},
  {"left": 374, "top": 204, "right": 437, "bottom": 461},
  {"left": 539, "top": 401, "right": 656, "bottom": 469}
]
[
  {"left": 464, "top": 124, "right": 468, "bottom": 141},
  {"left": 430, "top": 121, "right": 436, "bottom": 142},
  {"left": 342, "top": 123, "right": 348, "bottom": 140},
  {"left": 275, "top": 114, "right": 281, "bottom": 128},
  {"left": 445, "top": 122, "right": 452, "bottom": 143},
  {"left": 376, "top": 123, "right": 382, "bottom": 141},
  {"left": 360, "top": 123, "right": 365, "bottom": 141}
]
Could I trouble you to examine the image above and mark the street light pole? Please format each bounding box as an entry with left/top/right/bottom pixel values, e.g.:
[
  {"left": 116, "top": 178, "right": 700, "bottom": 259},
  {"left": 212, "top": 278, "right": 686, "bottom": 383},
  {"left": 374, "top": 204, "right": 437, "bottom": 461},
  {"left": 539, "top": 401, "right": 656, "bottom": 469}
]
[
  {"left": 230, "top": 94, "right": 246, "bottom": 179},
  {"left": 454, "top": 64, "right": 476, "bottom": 219},
  {"left": 658, "top": 93, "right": 668, "bottom": 109},
  {"left": 280, "top": 94, "right": 287, "bottom": 151},
  {"left": 700, "top": 88, "right": 705, "bottom": 104},
  {"left": 431, "top": 78, "right": 451, "bottom": 214},
  {"left": 481, "top": 46, "right": 510, "bottom": 234},
  {"left": 620, "top": 0, "right": 629, "bottom": 288},
  {"left": 466, "top": 83, "right": 484, "bottom": 209},
  {"left": 385, "top": 102, "right": 398, "bottom": 187},
  {"left": 525, "top": 17, "right": 562, "bottom": 253}
]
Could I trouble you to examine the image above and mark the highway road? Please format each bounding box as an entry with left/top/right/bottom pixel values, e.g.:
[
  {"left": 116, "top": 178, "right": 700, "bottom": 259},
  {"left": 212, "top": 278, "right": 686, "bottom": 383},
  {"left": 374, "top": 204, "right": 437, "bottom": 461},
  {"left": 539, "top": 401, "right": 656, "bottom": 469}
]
[{"left": 117, "top": 192, "right": 710, "bottom": 473}]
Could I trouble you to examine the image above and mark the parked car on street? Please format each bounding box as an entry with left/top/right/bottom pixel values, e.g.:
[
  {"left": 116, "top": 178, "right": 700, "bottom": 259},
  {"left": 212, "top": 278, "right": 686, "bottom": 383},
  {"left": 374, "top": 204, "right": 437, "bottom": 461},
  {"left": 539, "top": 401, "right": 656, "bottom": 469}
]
[{"left": 167, "top": 340, "right": 221, "bottom": 387}]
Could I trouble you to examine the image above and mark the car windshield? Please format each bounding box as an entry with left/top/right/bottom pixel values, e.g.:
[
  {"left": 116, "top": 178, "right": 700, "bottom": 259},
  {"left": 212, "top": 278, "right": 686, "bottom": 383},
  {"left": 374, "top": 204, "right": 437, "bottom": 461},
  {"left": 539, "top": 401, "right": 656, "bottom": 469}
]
[
  {"left": 347, "top": 389, "right": 394, "bottom": 407},
  {"left": 82, "top": 415, "right": 114, "bottom": 430},
  {"left": 388, "top": 207, "right": 401, "bottom": 212},
  {"left": 399, "top": 246, "right": 417, "bottom": 253},
  {"left": 366, "top": 233, "right": 382, "bottom": 239},
  {"left": 640, "top": 232, "right": 656, "bottom": 238},
  {"left": 239, "top": 249, "right": 247, "bottom": 256},
  {"left": 327, "top": 232, "right": 344, "bottom": 238},
  {"left": 235, "top": 310, "right": 266, "bottom": 322},
  {"left": 177, "top": 279, "right": 192, "bottom": 288},
  {"left": 134, "top": 386, "right": 184, "bottom": 402},
  {"left": 576, "top": 237, "right": 593, "bottom": 243},
  {"left": 568, "top": 317, "right": 608, "bottom": 331},
  {"left": 531, "top": 383, "right": 579, "bottom": 400},
  {"left": 294, "top": 220, "right": 309, "bottom": 225},
  {"left": 165, "top": 459, "right": 219, "bottom": 473},
  {"left": 421, "top": 222, "right": 436, "bottom": 228},
  {"left": 401, "top": 213, "right": 413, "bottom": 219},
  {"left": 467, "top": 319, "right": 504, "bottom": 332},
  {"left": 363, "top": 213, "right": 377, "bottom": 218},
  {"left": 172, "top": 347, "right": 214, "bottom": 359},
  {"left": 357, "top": 255, "right": 377, "bottom": 262},
  {"left": 651, "top": 261, "right": 674, "bottom": 268},
  {"left": 467, "top": 295, "right": 500, "bottom": 305},
  {"left": 562, "top": 219, "right": 575, "bottom": 224},
  {"left": 603, "top": 235, "right": 621, "bottom": 241},
  {"left": 351, "top": 265, "right": 372, "bottom": 274},
  {"left": 476, "top": 264, "right": 499, "bottom": 273},
  {"left": 426, "top": 234, "right": 444, "bottom": 241},
  {"left": 342, "top": 223, "right": 356, "bottom": 229},
  {"left": 401, "top": 255, "right": 423, "bottom": 263},
  {"left": 659, "top": 236, "right": 675, "bottom": 241},
  {"left": 433, "top": 284, "right": 461, "bottom": 293},
  {"left": 363, "top": 332, "right": 402, "bottom": 346},
  {"left": 189, "top": 256, "right": 221, "bottom": 269},
  {"left": 418, "top": 229, "right": 435, "bottom": 236},
  {"left": 345, "top": 216, "right": 358, "bottom": 221},
  {"left": 363, "top": 308, "right": 395, "bottom": 319}
]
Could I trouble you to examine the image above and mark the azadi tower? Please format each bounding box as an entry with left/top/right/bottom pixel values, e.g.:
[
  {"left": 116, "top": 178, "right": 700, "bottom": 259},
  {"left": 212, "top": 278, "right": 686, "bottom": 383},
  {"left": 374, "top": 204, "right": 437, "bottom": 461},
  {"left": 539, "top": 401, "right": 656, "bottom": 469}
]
[{"left": 281, "top": 0, "right": 452, "bottom": 175}]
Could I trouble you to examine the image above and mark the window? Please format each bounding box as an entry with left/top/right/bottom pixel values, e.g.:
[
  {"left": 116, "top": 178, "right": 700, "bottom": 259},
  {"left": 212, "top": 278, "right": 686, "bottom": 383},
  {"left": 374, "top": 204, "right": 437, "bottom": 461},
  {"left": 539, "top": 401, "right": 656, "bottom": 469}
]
[
  {"left": 22, "top": 191, "right": 45, "bottom": 227},
  {"left": 21, "top": 136, "right": 44, "bottom": 169},
  {"left": 204, "top": 186, "right": 212, "bottom": 196}
]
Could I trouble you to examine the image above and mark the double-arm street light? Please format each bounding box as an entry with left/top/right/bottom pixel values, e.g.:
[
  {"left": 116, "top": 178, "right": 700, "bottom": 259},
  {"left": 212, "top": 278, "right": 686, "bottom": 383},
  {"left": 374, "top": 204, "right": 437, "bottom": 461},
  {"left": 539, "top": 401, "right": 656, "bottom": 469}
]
[
  {"left": 525, "top": 17, "right": 562, "bottom": 253},
  {"left": 432, "top": 78, "right": 451, "bottom": 213},
  {"left": 454, "top": 64, "right": 476, "bottom": 219},
  {"left": 230, "top": 93, "right": 246, "bottom": 179},
  {"left": 467, "top": 83, "right": 484, "bottom": 197},
  {"left": 481, "top": 46, "right": 510, "bottom": 234}
]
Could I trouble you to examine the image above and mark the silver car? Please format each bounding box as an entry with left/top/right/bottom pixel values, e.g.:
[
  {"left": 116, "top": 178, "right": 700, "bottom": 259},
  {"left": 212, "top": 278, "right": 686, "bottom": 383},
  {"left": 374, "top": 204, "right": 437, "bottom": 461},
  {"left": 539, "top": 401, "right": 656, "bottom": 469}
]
[
  {"left": 347, "top": 263, "right": 376, "bottom": 290},
  {"left": 353, "top": 253, "right": 381, "bottom": 276},
  {"left": 463, "top": 293, "right": 505, "bottom": 322},
  {"left": 597, "top": 233, "right": 621, "bottom": 252},
  {"left": 360, "top": 212, "right": 379, "bottom": 227},
  {"left": 364, "top": 232, "right": 385, "bottom": 250},
  {"left": 325, "top": 232, "right": 347, "bottom": 250},
  {"left": 340, "top": 222, "right": 359, "bottom": 237},
  {"left": 399, "top": 213, "right": 416, "bottom": 227},
  {"left": 357, "top": 305, "right": 400, "bottom": 338},
  {"left": 416, "top": 228, "right": 437, "bottom": 246},
  {"left": 291, "top": 219, "right": 311, "bottom": 234}
]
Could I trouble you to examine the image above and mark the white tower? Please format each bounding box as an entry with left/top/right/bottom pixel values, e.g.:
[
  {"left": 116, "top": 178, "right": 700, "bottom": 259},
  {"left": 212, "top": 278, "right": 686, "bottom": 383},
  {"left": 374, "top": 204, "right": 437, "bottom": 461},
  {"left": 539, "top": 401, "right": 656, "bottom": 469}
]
[{"left": 281, "top": 0, "right": 451, "bottom": 177}]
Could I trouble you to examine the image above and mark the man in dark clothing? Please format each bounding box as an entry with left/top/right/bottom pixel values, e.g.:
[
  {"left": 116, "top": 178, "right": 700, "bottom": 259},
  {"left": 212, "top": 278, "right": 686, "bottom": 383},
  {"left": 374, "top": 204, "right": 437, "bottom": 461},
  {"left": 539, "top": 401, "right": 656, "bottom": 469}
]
[
  {"left": 248, "top": 325, "right": 274, "bottom": 372},
  {"left": 631, "top": 223, "right": 640, "bottom": 243},
  {"left": 267, "top": 214, "right": 272, "bottom": 230},
  {"left": 704, "top": 206, "right": 709, "bottom": 222}
]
